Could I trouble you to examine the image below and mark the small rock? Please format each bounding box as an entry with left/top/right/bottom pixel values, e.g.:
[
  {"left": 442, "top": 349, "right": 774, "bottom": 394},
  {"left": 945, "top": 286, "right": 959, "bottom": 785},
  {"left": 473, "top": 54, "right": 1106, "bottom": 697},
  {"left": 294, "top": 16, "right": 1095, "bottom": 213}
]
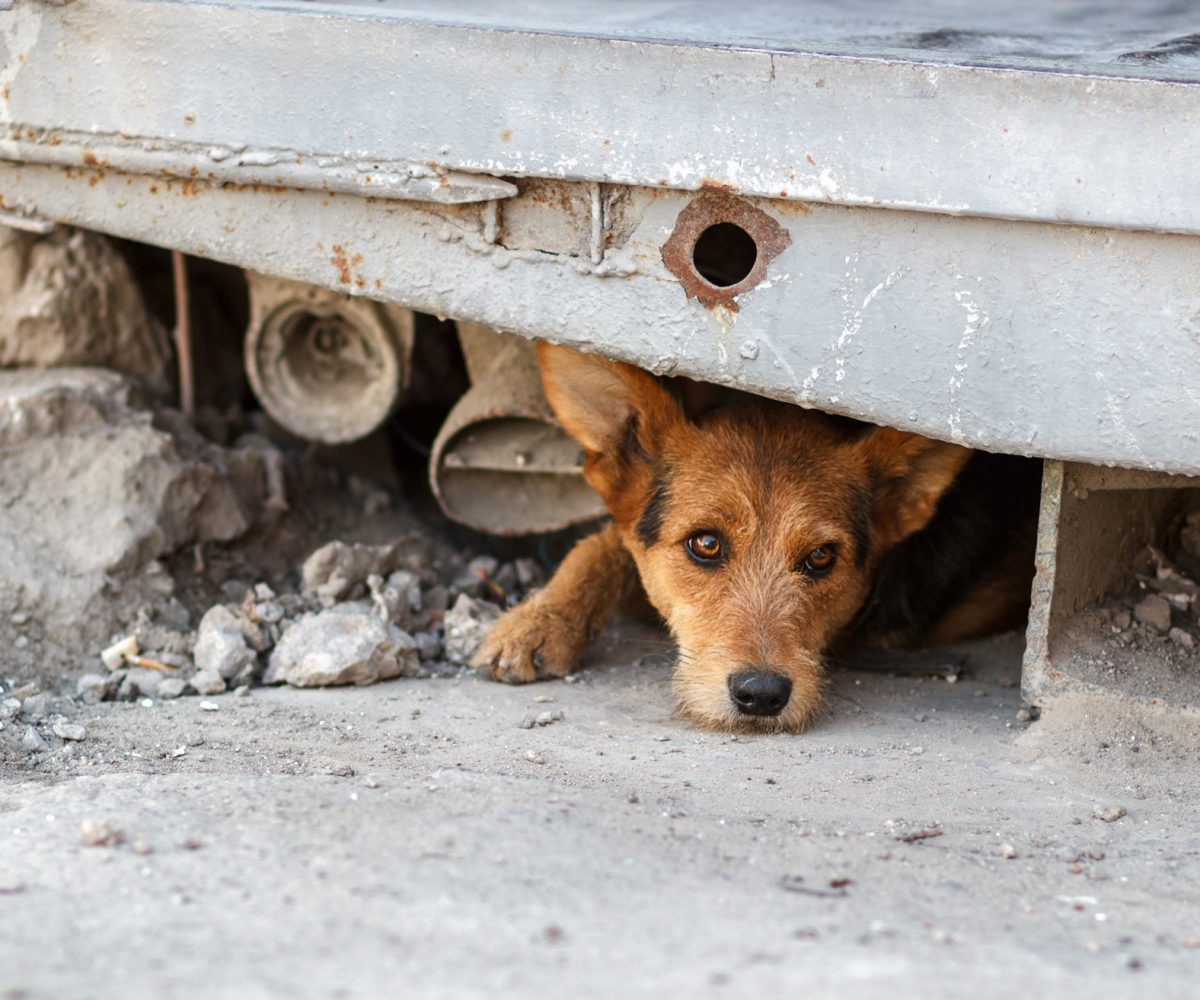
[
  {"left": 265, "top": 608, "right": 419, "bottom": 687},
  {"left": 885, "top": 819, "right": 943, "bottom": 843},
  {"left": 157, "top": 677, "right": 186, "bottom": 699},
  {"left": 413, "top": 631, "right": 442, "bottom": 663},
  {"left": 524, "top": 750, "right": 546, "bottom": 764},
  {"left": 1111, "top": 608, "right": 1132, "bottom": 631},
  {"left": 1133, "top": 595, "right": 1172, "bottom": 633},
  {"left": 1016, "top": 707, "right": 1033, "bottom": 723},
  {"left": 80, "top": 819, "right": 124, "bottom": 847},
  {"left": 422, "top": 584, "right": 450, "bottom": 614},
  {"left": 0, "top": 698, "right": 20, "bottom": 720},
  {"left": 534, "top": 710, "right": 564, "bottom": 727},
  {"left": 302, "top": 540, "right": 403, "bottom": 603},
  {"left": 193, "top": 605, "right": 256, "bottom": 681},
  {"left": 1094, "top": 804, "right": 1127, "bottom": 823},
  {"left": 190, "top": 669, "right": 227, "bottom": 696},
  {"left": 1000, "top": 843, "right": 1018, "bottom": 859},
  {"left": 20, "top": 692, "right": 51, "bottom": 720},
  {"left": 52, "top": 721, "right": 86, "bottom": 742},
  {"left": 121, "top": 667, "right": 164, "bottom": 699},
  {"left": 514, "top": 558, "right": 545, "bottom": 590},
  {"left": 255, "top": 600, "right": 284, "bottom": 625},
  {"left": 198, "top": 700, "right": 220, "bottom": 712},
  {"left": 20, "top": 725, "right": 47, "bottom": 753},
  {"left": 76, "top": 673, "right": 115, "bottom": 705},
  {"left": 327, "top": 764, "right": 355, "bottom": 778},
  {"left": 101, "top": 635, "right": 139, "bottom": 671},
  {"left": 443, "top": 594, "right": 502, "bottom": 665},
  {"left": 132, "top": 841, "right": 154, "bottom": 856},
  {"left": 1168, "top": 627, "right": 1195, "bottom": 650}
]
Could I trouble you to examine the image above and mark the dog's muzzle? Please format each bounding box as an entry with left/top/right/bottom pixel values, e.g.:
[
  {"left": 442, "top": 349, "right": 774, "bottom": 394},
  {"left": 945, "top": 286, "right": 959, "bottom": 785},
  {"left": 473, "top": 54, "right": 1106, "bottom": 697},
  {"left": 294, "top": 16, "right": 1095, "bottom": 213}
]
[{"left": 728, "top": 670, "right": 792, "bottom": 717}]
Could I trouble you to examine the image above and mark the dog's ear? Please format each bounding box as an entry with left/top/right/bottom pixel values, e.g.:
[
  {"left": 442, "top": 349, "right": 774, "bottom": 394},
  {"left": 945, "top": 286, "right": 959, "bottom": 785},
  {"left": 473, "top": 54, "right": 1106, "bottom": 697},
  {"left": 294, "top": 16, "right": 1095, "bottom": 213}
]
[
  {"left": 858, "top": 428, "right": 972, "bottom": 547},
  {"left": 538, "top": 342, "right": 683, "bottom": 460}
]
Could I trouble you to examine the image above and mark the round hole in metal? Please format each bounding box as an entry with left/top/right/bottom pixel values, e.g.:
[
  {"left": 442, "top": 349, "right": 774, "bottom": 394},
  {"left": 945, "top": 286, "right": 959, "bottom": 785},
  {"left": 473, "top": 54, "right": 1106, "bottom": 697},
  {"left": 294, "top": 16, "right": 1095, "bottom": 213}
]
[{"left": 691, "top": 222, "right": 758, "bottom": 287}]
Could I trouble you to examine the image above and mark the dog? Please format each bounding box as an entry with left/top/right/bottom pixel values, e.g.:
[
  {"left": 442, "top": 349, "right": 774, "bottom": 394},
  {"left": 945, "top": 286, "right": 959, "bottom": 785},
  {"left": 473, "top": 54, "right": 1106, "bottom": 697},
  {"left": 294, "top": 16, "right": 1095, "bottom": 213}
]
[{"left": 474, "top": 343, "right": 1041, "bottom": 732}]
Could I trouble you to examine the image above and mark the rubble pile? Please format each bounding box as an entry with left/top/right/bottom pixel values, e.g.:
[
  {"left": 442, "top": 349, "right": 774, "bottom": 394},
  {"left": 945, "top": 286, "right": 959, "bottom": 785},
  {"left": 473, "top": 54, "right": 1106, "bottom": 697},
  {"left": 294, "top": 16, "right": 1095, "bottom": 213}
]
[
  {"left": 1096, "top": 536, "right": 1200, "bottom": 658},
  {"left": 71, "top": 543, "right": 543, "bottom": 704}
]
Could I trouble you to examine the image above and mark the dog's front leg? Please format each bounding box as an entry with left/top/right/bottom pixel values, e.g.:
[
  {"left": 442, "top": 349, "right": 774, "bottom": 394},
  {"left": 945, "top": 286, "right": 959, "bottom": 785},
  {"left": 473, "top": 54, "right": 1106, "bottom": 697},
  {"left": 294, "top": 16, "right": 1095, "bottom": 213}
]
[{"left": 474, "top": 522, "right": 636, "bottom": 683}]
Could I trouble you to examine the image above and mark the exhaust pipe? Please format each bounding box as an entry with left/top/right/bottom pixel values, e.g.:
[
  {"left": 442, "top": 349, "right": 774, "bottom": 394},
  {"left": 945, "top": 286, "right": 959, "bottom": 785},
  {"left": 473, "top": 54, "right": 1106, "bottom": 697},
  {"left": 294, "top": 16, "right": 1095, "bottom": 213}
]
[
  {"left": 244, "top": 273, "right": 413, "bottom": 443},
  {"left": 430, "top": 323, "right": 605, "bottom": 535}
]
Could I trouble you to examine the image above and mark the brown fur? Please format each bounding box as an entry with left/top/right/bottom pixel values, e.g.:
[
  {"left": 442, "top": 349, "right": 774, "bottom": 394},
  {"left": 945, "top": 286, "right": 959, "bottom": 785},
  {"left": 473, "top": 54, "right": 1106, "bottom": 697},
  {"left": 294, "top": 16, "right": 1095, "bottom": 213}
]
[{"left": 475, "top": 343, "right": 1036, "bottom": 732}]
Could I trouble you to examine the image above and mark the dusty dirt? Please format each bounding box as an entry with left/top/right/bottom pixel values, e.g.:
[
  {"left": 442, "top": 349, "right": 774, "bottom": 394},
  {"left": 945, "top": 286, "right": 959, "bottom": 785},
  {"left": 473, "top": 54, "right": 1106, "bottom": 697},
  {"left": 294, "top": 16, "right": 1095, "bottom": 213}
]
[
  {"left": 1, "top": 227, "right": 1198, "bottom": 998},
  {"left": 2, "top": 628, "right": 1199, "bottom": 999}
]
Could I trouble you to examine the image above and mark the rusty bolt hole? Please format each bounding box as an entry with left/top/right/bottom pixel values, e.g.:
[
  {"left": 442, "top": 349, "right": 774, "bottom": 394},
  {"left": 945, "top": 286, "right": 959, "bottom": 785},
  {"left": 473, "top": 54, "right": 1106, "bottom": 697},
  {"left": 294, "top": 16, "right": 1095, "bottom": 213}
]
[
  {"left": 691, "top": 222, "right": 758, "bottom": 288},
  {"left": 661, "top": 194, "right": 792, "bottom": 312}
]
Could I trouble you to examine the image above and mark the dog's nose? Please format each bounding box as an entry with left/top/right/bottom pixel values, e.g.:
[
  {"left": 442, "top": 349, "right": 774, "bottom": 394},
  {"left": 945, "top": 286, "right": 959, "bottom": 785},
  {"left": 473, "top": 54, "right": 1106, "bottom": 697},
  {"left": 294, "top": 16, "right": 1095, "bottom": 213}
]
[{"left": 728, "top": 670, "right": 792, "bottom": 717}]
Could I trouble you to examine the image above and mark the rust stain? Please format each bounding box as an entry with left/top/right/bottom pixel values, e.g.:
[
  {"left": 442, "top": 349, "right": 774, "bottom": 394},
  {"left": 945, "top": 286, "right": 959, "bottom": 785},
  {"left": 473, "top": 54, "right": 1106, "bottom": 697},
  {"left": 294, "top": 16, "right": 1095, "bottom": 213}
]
[
  {"left": 149, "top": 185, "right": 158, "bottom": 195},
  {"left": 331, "top": 244, "right": 351, "bottom": 284},
  {"left": 183, "top": 112, "right": 197, "bottom": 126},
  {"left": 805, "top": 154, "right": 816, "bottom": 166},
  {"left": 82, "top": 151, "right": 100, "bottom": 167},
  {"left": 330, "top": 245, "right": 364, "bottom": 286},
  {"left": 660, "top": 193, "right": 793, "bottom": 312},
  {"left": 500, "top": 129, "right": 512, "bottom": 143},
  {"left": 373, "top": 279, "right": 382, "bottom": 290},
  {"left": 1, "top": 85, "right": 8, "bottom": 102},
  {"left": 699, "top": 178, "right": 736, "bottom": 192}
]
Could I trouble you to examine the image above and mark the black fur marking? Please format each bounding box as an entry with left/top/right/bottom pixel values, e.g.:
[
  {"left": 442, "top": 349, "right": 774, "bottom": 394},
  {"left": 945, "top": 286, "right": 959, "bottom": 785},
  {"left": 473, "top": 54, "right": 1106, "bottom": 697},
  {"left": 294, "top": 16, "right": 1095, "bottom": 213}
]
[
  {"left": 850, "top": 453, "right": 1041, "bottom": 642},
  {"left": 847, "top": 482, "right": 873, "bottom": 569},
  {"left": 620, "top": 415, "right": 653, "bottom": 466},
  {"left": 636, "top": 470, "right": 672, "bottom": 547}
]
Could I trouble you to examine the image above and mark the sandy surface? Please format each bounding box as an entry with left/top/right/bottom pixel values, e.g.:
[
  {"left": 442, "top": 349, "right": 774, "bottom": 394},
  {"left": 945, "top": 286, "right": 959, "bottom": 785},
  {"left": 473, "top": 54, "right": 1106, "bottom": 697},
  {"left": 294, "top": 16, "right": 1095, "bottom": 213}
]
[{"left": 2, "top": 624, "right": 1198, "bottom": 1000}]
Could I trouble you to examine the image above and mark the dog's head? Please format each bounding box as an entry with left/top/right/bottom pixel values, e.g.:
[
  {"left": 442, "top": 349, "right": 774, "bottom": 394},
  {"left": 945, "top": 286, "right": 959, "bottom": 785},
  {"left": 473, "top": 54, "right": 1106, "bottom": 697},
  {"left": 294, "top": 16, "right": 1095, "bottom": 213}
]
[{"left": 540, "top": 343, "right": 971, "bottom": 732}]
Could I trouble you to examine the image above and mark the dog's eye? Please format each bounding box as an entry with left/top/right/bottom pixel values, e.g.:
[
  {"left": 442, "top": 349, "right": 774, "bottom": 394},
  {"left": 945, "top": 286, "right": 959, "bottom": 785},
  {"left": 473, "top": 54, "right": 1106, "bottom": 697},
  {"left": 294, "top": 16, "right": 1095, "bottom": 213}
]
[
  {"left": 800, "top": 545, "right": 837, "bottom": 578},
  {"left": 686, "top": 531, "right": 725, "bottom": 564}
]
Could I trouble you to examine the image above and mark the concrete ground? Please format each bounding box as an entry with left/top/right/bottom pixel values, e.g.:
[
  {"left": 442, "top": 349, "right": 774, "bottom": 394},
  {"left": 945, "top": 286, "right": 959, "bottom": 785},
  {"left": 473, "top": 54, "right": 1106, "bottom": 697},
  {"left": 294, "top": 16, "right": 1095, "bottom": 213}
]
[{"left": 2, "top": 623, "right": 1198, "bottom": 1000}]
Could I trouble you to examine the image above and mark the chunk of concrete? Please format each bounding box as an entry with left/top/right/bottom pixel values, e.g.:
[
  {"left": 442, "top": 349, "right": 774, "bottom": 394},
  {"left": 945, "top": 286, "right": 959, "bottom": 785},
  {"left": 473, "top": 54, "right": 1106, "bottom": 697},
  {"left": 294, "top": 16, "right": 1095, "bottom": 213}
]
[
  {"left": 301, "top": 542, "right": 404, "bottom": 605},
  {"left": 265, "top": 608, "right": 418, "bottom": 687},
  {"left": 1133, "top": 594, "right": 1172, "bottom": 633},
  {"left": 0, "top": 225, "right": 170, "bottom": 390},
  {"left": 443, "top": 594, "right": 503, "bottom": 666},
  {"left": 193, "top": 606, "right": 257, "bottom": 681},
  {"left": 0, "top": 369, "right": 268, "bottom": 673}
]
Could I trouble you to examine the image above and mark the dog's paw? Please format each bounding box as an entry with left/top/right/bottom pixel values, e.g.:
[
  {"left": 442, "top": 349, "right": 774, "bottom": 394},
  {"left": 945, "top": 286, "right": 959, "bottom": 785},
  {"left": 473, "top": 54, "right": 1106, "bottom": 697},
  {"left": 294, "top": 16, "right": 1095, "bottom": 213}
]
[{"left": 473, "top": 600, "right": 588, "bottom": 684}]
